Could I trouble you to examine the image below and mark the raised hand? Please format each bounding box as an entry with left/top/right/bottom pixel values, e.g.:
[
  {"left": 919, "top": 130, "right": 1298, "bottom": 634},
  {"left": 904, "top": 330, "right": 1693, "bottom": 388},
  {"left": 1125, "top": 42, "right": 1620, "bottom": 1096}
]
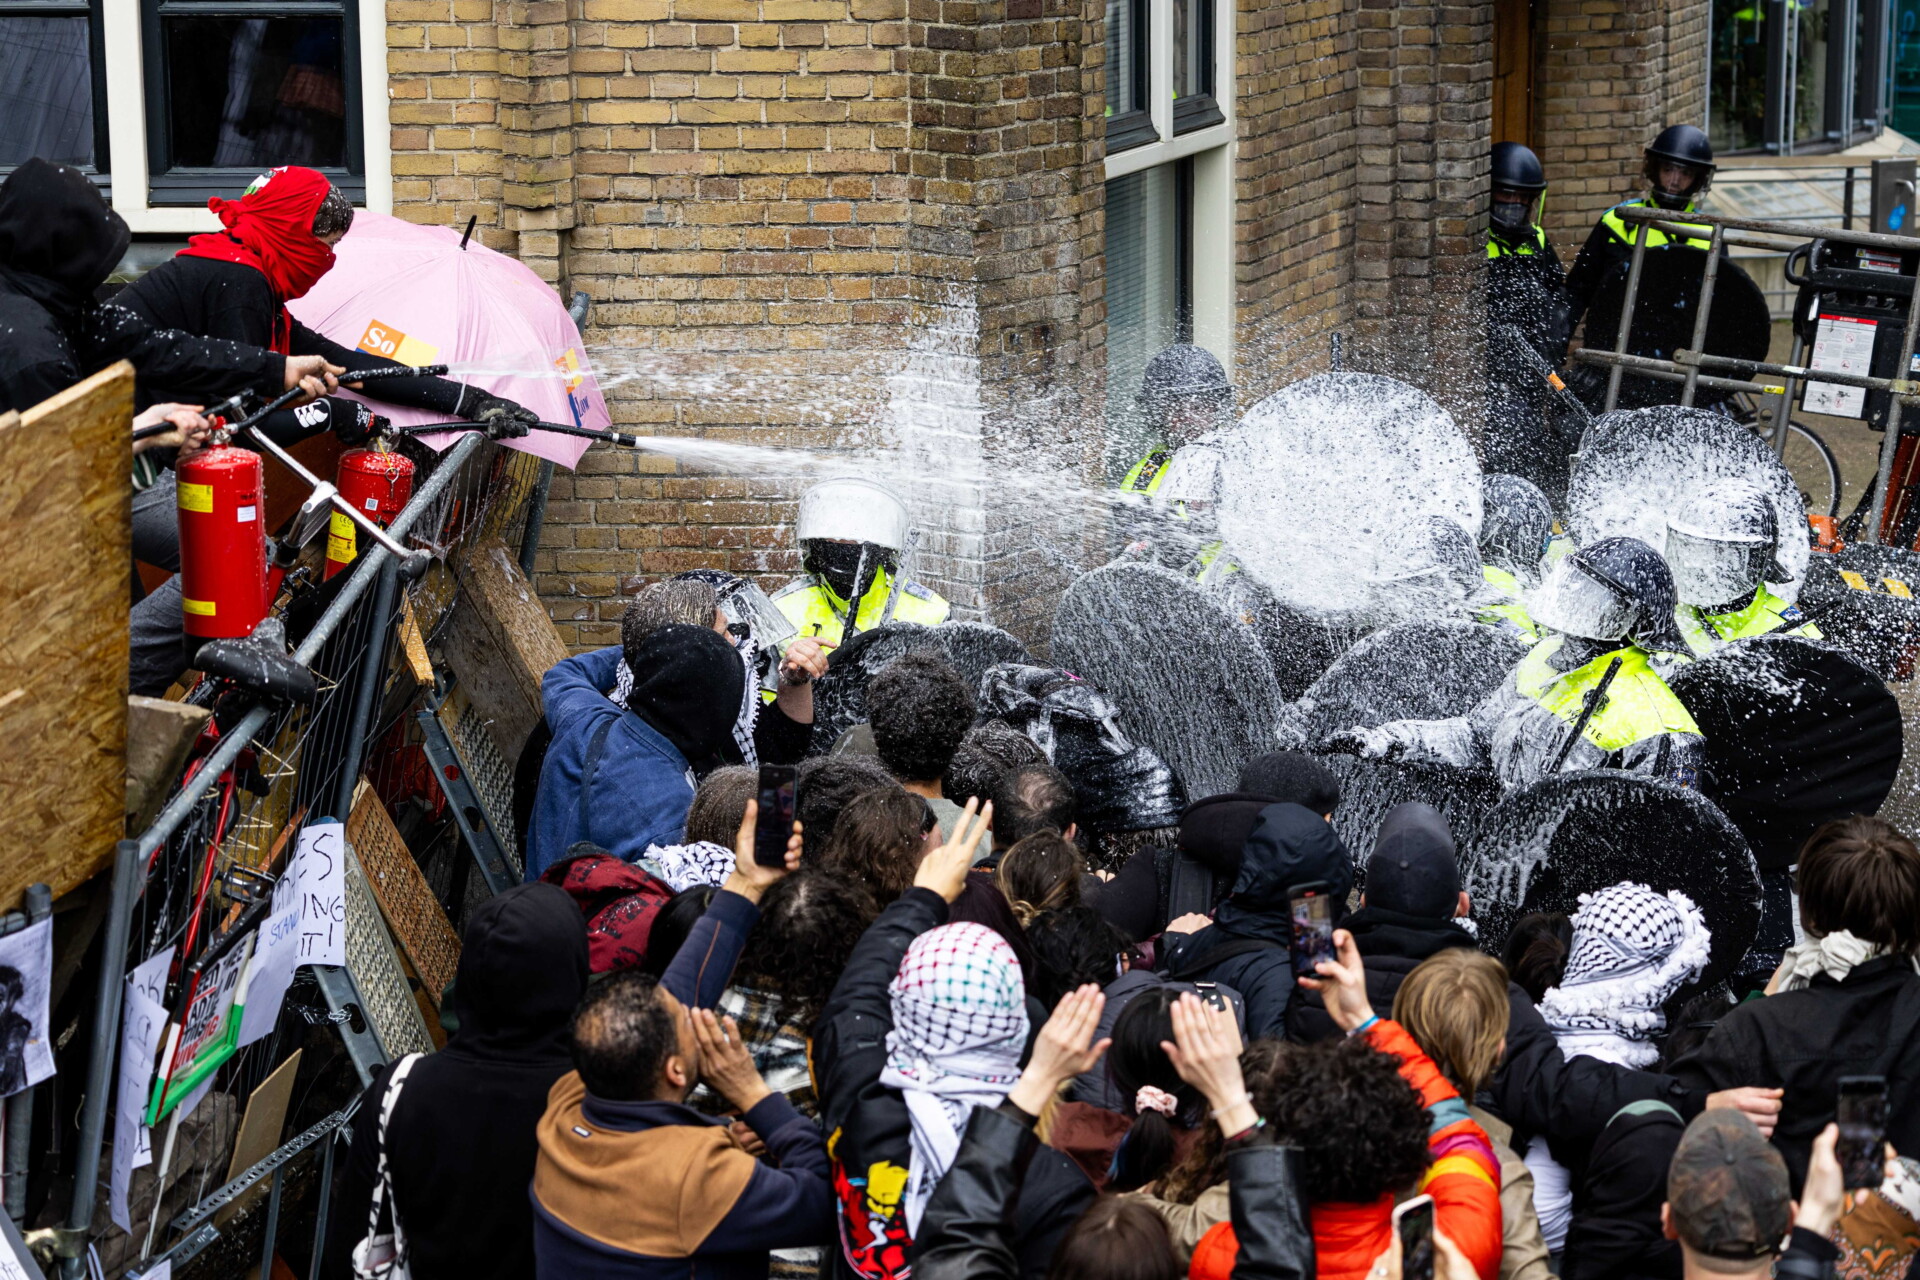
[
  {"left": 1006, "top": 984, "right": 1110, "bottom": 1116},
  {"left": 913, "top": 798, "right": 992, "bottom": 903}
]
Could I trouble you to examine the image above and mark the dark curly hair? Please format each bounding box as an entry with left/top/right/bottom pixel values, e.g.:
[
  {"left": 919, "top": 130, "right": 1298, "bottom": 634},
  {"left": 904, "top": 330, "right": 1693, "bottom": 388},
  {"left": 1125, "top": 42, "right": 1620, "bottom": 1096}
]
[
  {"left": 736, "top": 869, "right": 879, "bottom": 1030},
  {"left": 795, "top": 756, "right": 899, "bottom": 861},
  {"left": 571, "top": 970, "right": 676, "bottom": 1101},
  {"left": 1025, "top": 907, "right": 1131, "bottom": 1008},
  {"left": 944, "top": 719, "right": 1044, "bottom": 807},
  {"left": 819, "top": 786, "right": 929, "bottom": 904},
  {"left": 1259, "top": 1036, "right": 1431, "bottom": 1204},
  {"left": 868, "top": 653, "right": 976, "bottom": 784}
]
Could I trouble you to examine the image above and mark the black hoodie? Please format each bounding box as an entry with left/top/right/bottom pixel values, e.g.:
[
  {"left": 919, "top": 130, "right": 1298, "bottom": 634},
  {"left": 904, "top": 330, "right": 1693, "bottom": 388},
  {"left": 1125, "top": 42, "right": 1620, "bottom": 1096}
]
[
  {"left": 0, "top": 158, "right": 283, "bottom": 412},
  {"left": 329, "top": 883, "right": 589, "bottom": 1280}
]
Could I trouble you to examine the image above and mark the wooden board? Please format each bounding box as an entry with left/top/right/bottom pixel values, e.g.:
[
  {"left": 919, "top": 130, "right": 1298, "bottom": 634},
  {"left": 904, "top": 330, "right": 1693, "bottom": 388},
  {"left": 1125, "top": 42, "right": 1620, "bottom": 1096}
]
[
  {"left": 346, "top": 779, "right": 460, "bottom": 1007},
  {"left": 126, "top": 695, "right": 209, "bottom": 831},
  {"left": 215, "top": 1048, "right": 303, "bottom": 1226},
  {"left": 441, "top": 539, "right": 568, "bottom": 762},
  {"left": 0, "top": 364, "right": 134, "bottom": 906}
]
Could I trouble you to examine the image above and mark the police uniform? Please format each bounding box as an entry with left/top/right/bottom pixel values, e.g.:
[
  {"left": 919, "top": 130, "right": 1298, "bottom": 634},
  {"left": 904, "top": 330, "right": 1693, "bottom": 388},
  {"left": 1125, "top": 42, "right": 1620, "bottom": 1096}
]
[
  {"left": 1675, "top": 585, "right": 1821, "bottom": 657},
  {"left": 1485, "top": 223, "right": 1572, "bottom": 485},
  {"left": 1345, "top": 633, "right": 1704, "bottom": 792},
  {"left": 1565, "top": 196, "right": 1713, "bottom": 332},
  {"left": 771, "top": 567, "right": 949, "bottom": 649},
  {"left": 1475, "top": 564, "right": 1541, "bottom": 642}
]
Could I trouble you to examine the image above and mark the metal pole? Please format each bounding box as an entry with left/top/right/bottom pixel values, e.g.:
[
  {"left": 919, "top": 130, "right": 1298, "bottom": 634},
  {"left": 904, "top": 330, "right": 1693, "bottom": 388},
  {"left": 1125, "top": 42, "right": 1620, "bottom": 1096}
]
[
  {"left": 518, "top": 460, "right": 555, "bottom": 580},
  {"left": 257, "top": 1165, "right": 284, "bottom": 1280},
  {"left": 306, "top": 1131, "right": 337, "bottom": 1280},
  {"left": 4, "top": 884, "right": 49, "bottom": 1225},
  {"left": 58, "top": 844, "right": 138, "bottom": 1280},
  {"left": 1605, "top": 226, "right": 1653, "bottom": 413},
  {"left": 1771, "top": 331, "right": 1808, "bottom": 457},
  {"left": 1866, "top": 276, "right": 1920, "bottom": 544},
  {"left": 1845, "top": 168, "right": 1857, "bottom": 230},
  {"left": 333, "top": 555, "right": 401, "bottom": 819},
  {"left": 1679, "top": 224, "right": 1726, "bottom": 408}
]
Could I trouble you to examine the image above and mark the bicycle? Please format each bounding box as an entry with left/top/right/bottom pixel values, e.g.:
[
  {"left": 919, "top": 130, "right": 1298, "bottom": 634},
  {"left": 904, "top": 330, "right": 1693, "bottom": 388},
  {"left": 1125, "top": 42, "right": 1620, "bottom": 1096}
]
[{"left": 1713, "top": 392, "right": 1843, "bottom": 520}]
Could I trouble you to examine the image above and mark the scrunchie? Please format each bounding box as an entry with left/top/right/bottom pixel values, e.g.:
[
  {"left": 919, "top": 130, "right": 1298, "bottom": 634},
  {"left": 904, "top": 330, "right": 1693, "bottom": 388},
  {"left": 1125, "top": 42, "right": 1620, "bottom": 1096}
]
[{"left": 1135, "top": 1085, "right": 1179, "bottom": 1117}]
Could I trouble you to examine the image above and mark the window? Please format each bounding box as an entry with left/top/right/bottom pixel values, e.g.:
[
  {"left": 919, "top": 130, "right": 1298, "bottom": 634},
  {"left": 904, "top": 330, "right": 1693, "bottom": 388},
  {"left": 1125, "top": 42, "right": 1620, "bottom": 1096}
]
[
  {"left": 0, "top": 0, "right": 108, "bottom": 174},
  {"left": 0, "top": 0, "right": 386, "bottom": 227},
  {"left": 1108, "top": 0, "right": 1225, "bottom": 151},
  {"left": 1710, "top": 0, "right": 1890, "bottom": 153},
  {"left": 1106, "top": 160, "right": 1192, "bottom": 434},
  {"left": 1106, "top": 0, "right": 1154, "bottom": 149},
  {"left": 1172, "top": 0, "right": 1221, "bottom": 132}
]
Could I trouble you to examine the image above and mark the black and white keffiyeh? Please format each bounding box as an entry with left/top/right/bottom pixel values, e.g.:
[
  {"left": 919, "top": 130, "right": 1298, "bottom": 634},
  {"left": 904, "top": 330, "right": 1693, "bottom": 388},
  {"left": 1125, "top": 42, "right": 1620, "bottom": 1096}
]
[
  {"left": 1539, "top": 881, "right": 1711, "bottom": 1067},
  {"left": 614, "top": 635, "right": 760, "bottom": 765}
]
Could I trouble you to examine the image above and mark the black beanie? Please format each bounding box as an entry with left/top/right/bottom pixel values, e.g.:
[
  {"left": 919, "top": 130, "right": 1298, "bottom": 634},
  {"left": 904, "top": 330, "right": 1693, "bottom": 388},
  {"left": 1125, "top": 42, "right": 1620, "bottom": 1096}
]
[{"left": 626, "top": 623, "right": 746, "bottom": 764}]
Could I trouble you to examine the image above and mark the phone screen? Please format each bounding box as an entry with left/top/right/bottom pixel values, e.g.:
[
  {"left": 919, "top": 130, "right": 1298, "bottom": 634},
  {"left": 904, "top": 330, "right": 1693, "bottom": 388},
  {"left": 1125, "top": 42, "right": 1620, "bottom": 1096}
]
[
  {"left": 1395, "top": 1196, "right": 1435, "bottom": 1280},
  {"left": 1837, "top": 1076, "right": 1889, "bottom": 1190},
  {"left": 1290, "top": 884, "right": 1336, "bottom": 977},
  {"left": 754, "top": 765, "right": 797, "bottom": 868}
]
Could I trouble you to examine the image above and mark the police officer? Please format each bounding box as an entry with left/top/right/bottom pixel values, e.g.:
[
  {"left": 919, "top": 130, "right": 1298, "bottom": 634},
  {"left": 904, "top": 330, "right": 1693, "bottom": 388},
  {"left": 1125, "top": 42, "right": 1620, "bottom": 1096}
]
[
  {"left": 1117, "top": 344, "right": 1234, "bottom": 505},
  {"left": 1366, "top": 515, "right": 1514, "bottom": 631},
  {"left": 1476, "top": 474, "right": 1557, "bottom": 642},
  {"left": 771, "top": 477, "right": 949, "bottom": 648},
  {"left": 1666, "top": 480, "right": 1819, "bottom": 655},
  {"left": 1564, "top": 124, "right": 1717, "bottom": 334},
  {"left": 1486, "top": 144, "right": 1573, "bottom": 486},
  {"left": 1327, "top": 537, "right": 1704, "bottom": 791}
]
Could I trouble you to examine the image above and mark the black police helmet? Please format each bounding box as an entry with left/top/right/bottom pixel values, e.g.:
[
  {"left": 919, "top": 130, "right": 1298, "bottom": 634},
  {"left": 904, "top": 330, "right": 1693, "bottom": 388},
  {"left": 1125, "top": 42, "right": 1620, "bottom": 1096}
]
[
  {"left": 1138, "top": 344, "right": 1233, "bottom": 417},
  {"left": 1480, "top": 474, "right": 1556, "bottom": 575},
  {"left": 1644, "top": 124, "right": 1715, "bottom": 207},
  {"left": 1492, "top": 142, "right": 1548, "bottom": 193},
  {"left": 1571, "top": 535, "right": 1691, "bottom": 654}
]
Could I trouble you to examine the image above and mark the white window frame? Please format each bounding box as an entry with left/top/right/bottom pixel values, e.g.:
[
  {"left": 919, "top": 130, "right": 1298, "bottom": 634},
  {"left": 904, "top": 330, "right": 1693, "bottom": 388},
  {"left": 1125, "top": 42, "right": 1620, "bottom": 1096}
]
[
  {"left": 1102, "top": 0, "right": 1236, "bottom": 372},
  {"left": 98, "top": 0, "right": 390, "bottom": 232}
]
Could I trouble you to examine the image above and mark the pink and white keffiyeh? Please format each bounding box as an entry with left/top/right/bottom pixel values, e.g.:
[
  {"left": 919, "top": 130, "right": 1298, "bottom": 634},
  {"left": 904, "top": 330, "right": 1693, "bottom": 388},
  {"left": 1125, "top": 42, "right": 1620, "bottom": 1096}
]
[{"left": 877, "top": 923, "right": 1029, "bottom": 1235}]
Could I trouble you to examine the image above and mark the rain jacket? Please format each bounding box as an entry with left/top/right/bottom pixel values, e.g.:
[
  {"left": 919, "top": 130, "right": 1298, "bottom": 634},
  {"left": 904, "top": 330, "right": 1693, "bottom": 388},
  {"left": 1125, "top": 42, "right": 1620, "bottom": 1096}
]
[
  {"left": 812, "top": 888, "right": 1095, "bottom": 1280},
  {"left": 331, "top": 883, "right": 589, "bottom": 1280},
  {"left": 1564, "top": 197, "right": 1713, "bottom": 332},
  {"left": 1359, "top": 635, "right": 1705, "bottom": 791},
  {"left": 1674, "top": 585, "right": 1821, "bottom": 657},
  {"left": 1188, "top": 1020, "right": 1504, "bottom": 1280},
  {"left": 773, "top": 570, "right": 949, "bottom": 649},
  {"left": 1158, "top": 803, "right": 1353, "bottom": 1039},
  {"left": 0, "top": 158, "right": 285, "bottom": 413},
  {"left": 913, "top": 1100, "right": 1314, "bottom": 1280}
]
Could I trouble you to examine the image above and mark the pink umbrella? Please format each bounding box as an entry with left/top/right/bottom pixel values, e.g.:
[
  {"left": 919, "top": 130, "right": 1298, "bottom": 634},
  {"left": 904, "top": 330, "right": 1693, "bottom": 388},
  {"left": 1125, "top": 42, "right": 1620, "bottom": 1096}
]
[{"left": 287, "top": 211, "right": 607, "bottom": 469}]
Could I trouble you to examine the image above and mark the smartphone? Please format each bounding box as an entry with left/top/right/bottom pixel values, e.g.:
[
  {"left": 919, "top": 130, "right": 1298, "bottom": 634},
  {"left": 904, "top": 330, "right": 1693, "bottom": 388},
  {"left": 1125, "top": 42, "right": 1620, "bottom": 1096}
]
[
  {"left": 1289, "top": 882, "right": 1337, "bottom": 978},
  {"left": 1837, "top": 1075, "right": 1889, "bottom": 1190},
  {"left": 753, "top": 764, "right": 798, "bottom": 868},
  {"left": 1393, "top": 1195, "right": 1435, "bottom": 1280}
]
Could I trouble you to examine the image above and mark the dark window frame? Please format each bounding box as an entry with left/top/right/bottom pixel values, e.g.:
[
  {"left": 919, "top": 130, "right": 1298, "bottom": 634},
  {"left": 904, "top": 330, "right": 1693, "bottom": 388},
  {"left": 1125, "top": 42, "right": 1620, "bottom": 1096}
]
[
  {"left": 1171, "top": 0, "right": 1222, "bottom": 135},
  {"left": 1714, "top": 0, "right": 1890, "bottom": 153},
  {"left": 1105, "top": 0, "right": 1155, "bottom": 151},
  {"left": 0, "top": 0, "right": 113, "bottom": 186},
  {"left": 141, "top": 0, "right": 365, "bottom": 205}
]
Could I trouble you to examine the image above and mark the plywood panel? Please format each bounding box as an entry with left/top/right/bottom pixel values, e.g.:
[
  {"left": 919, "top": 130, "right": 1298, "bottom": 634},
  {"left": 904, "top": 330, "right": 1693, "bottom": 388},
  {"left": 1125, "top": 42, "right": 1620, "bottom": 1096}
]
[
  {"left": 346, "top": 780, "right": 460, "bottom": 1006},
  {"left": 442, "top": 539, "right": 569, "bottom": 762},
  {"left": 0, "top": 363, "right": 134, "bottom": 906}
]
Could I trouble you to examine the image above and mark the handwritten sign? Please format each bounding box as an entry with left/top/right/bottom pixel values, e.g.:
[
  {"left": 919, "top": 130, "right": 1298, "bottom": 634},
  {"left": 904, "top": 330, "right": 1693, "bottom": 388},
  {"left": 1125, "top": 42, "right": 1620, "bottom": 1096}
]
[
  {"left": 235, "top": 900, "right": 302, "bottom": 1049},
  {"left": 282, "top": 821, "right": 346, "bottom": 968},
  {"left": 111, "top": 948, "right": 173, "bottom": 1230}
]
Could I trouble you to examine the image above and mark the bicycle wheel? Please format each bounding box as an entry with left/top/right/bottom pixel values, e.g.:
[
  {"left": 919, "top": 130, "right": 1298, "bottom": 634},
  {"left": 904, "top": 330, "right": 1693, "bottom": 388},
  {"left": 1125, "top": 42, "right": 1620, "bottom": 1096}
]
[{"left": 1745, "top": 418, "right": 1842, "bottom": 519}]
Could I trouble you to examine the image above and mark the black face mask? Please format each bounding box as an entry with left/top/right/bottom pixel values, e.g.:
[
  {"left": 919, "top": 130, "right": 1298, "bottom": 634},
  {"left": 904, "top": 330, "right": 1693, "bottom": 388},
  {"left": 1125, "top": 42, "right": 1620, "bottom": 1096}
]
[
  {"left": 1490, "top": 200, "right": 1532, "bottom": 237},
  {"left": 802, "top": 539, "right": 893, "bottom": 603}
]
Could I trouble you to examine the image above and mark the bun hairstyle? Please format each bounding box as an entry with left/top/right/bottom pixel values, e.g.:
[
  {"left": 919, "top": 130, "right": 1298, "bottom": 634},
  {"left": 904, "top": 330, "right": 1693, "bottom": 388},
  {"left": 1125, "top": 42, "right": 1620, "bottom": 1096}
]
[
  {"left": 997, "top": 830, "right": 1084, "bottom": 926},
  {"left": 1502, "top": 911, "right": 1571, "bottom": 1004},
  {"left": 1106, "top": 988, "right": 1204, "bottom": 1191}
]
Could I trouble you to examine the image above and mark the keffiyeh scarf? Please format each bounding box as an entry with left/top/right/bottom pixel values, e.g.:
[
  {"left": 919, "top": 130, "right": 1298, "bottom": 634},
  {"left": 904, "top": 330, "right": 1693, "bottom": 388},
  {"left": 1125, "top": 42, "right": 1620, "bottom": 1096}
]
[
  {"left": 613, "top": 635, "right": 760, "bottom": 764},
  {"left": 642, "top": 840, "right": 735, "bottom": 892},
  {"left": 876, "top": 923, "right": 1029, "bottom": 1236},
  {"left": 1539, "top": 881, "right": 1712, "bottom": 1068}
]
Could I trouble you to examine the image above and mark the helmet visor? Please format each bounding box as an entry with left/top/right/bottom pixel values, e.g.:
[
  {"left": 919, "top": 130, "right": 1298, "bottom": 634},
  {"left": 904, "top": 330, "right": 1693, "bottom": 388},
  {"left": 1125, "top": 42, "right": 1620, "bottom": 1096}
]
[
  {"left": 1527, "top": 560, "right": 1635, "bottom": 641},
  {"left": 1666, "top": 527, "right": 1762, "bottom": 606}
]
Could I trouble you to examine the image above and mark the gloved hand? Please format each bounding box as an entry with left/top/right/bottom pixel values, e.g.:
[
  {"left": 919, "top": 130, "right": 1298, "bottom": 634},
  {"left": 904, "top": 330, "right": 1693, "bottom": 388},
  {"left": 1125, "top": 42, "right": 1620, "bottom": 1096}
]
[
  {"left": 335, "top": 400, "right": 387, "bottom": 447},
  {"left": 1320, "top": 726, "right": 1404, "bottom": 761},
  {"left": 461, "top": 389, "right": 539, "bottom": 439}
]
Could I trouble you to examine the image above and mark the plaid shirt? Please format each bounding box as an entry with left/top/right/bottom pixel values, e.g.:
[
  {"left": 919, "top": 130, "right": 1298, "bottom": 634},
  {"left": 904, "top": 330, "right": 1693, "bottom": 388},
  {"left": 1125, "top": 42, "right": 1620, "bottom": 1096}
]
[{"left": 691, "top": 984, "right": 817, "bottom": 1119}]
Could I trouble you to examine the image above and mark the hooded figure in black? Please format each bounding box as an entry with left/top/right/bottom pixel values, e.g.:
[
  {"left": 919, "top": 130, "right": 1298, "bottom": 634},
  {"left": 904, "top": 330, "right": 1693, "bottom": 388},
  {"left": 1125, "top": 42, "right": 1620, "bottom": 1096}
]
[
  {"left": 0, "top": 158, "right": 287, "bottom": 412},
  {"left": 1157, "top": 802, "right": 1352, "bottom": 1038},
  {"left": 329, "top": 882, "right": 589, "bottom": 1280}
]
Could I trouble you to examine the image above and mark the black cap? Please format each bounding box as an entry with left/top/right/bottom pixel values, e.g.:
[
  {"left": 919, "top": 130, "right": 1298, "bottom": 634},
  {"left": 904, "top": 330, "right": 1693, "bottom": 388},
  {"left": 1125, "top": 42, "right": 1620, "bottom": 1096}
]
[
  {"left": 1364, "top": 803, "right": 1460, "bottom": 919},
  {"left": 1235, "top": 751, "right": 1340, "bottom": 816}
]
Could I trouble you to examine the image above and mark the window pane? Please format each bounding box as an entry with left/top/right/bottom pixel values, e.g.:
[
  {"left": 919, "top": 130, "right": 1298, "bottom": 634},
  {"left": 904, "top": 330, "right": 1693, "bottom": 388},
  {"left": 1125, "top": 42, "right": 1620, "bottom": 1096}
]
[
  {"left": 1710, "top": 1, "right": 1768, "bottom": 152},
  {"left": 1792, "top": 0, "right": 1832, "bottom": 144},
  {"left": 1105, "top": 0, "right": 1142, "bottom": 117},
  {"left": 0, "top": 17, "right": 95, "bottom": 167},
  {"left": 1173, "top": 0, "right": 1212, "bottom": 101},
  {"left": 163, "top": 16, "right": 348, "bottom": 169},
  {"left": 1105, "top": 165, "right": 1185, "bottom": 446},
  {"left": 1895, "top": 0, "right": 1920, "bottom": 134}
]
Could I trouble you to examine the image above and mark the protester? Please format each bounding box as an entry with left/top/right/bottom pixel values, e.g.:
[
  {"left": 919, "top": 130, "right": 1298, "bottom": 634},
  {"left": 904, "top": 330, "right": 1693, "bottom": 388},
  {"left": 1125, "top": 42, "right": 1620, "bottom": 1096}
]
[
  {"left": 1660, "top": 1113, "right": 1852, "bottom": 1280},
  {"left": 1025, "top": 906, "right": 1136, "bottom": 1010},
  {"left": 995, "top": 830, "right": 1085, "bottom": 925},
  {"left": 643, "top": 765, "right": 755, "bottom": 892},
  {"left": 944, "top": 721, "right": 1047, "bottom": 819},
  {"left": 867, "top": 653, "right": 977, "bottom": 837},
  {"left": 1670, "top": 815, "right": 1920, "bottom": 1189},
  {"left": 1235, "top": 752, "right": 1341, "bottom": 817},
  {"left": 988, "top": 764, "right": 1080, "bottom": 859},
  {"left": 819, "top": 787, "right": 937, "bottom": 904},
  {"left": 1159, "top": 802, "right": 1353, "bottom": 1037},
  {"left": 1501, "top": 912, "right": 1572, "bottom": 1004},
  {"left": 528, "top": 623, "right": 747, "bottom": 878},
  {"left": 797, "top": 756, "right": 902, "bottom": 861},
  {"left": 529, "top": 800, "right": 822, "bottom": 1278},
  {"left": 1049, "top": 987, "right": 1208, "bottom": 1191},
  {"left": 332, "top": 883, "right": 590, "bottom": 1280},
  {"left": 643, "top": 886, "right": 717, "bottom": 978}
]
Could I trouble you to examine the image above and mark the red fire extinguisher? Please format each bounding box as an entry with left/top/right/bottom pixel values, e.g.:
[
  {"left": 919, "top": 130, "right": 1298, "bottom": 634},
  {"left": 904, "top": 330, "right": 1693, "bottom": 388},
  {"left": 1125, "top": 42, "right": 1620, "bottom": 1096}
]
[
  {"left": 326, "top": 445, "right": 415, "bottom": 579},
  {"left": 176, "top": 445, "right": 284, "bottom": 640}
]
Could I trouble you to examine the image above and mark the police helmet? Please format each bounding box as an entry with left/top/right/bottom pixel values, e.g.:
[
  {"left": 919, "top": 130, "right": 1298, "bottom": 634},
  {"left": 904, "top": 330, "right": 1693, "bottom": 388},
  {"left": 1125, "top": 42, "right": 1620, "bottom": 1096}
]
[
  {"left": 1372, "top": 516, "right": 1485, "bottom": 599},
  {"left": 1528, "top": 536, "right": 1690, "bottom": 653},
  {"left": 1492, "top": 142, "right": 1548, "bottom": 193},
  {"left": 797, "top": 477, "right": 910, "bottom": 603},
  {"left": 1644, "top": 125, "right": 1716, "bottom": 209},
  {"left": 1665, "top": 480, "right": 1791, "bottom": 608},
  {"left": 1137, "top": 344, "right": 1233, "bottom": 431},
  {"left": 1480, "top": 474, "right": 1556, "bottom": 579}
]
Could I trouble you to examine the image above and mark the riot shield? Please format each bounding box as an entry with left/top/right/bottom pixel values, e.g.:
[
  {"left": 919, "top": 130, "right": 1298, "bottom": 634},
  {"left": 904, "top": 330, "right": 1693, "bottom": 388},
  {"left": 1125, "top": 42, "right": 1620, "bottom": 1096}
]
[
  {"left": 1051, "top": 561, "right": 1290, "bottom": 799},
  {"left": 1460, "top": 769, "right": 1761, "bottom": 987},
  {"left": 807, "top": 622, "right": 939, "bottom": 751},
  {"left": 1293, "top": 620, "right": 1530, "bottom": 743},
  {"left": 1566, "top": 405, "right": 1811, "bottom": 595},
  {"left": 1580, "top": 247, "right": 1772, "bottom": 411},
  {"left": 1669, "top": 635, "right": 1902, "bottom": 871},
  {"left": 1210, "top": 373, "right": 1483, "bottom": 626},
  {"left": 934, "top": 621, "right": 1033, "bottom": 696}
]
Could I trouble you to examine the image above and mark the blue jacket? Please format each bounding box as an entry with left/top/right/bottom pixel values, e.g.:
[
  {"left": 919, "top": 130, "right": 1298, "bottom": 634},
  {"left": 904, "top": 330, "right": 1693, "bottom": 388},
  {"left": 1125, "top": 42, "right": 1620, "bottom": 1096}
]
[{"left": 528, "top": 647, "right": 696, "bottom": 880}]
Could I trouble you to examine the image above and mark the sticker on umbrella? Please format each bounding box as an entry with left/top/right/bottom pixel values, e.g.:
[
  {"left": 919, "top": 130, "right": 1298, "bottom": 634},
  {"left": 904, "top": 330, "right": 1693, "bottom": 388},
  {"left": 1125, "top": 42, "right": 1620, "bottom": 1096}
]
[{"left": 290, "top": 211, "right": 611, "bottom": 469}]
